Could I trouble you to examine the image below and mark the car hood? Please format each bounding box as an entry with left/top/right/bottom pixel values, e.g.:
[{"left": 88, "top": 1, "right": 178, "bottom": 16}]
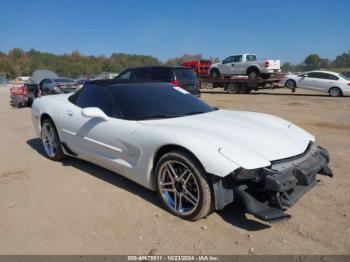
[
  {"left": 210, "top": 62, "right": 221, "bottom": 67},
  {"left": 139, "top": 110, "right": 314, "bottom": 163}
]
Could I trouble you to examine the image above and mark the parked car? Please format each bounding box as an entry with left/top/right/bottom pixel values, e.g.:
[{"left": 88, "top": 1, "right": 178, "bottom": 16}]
[
  {"left": 39, "top": 77, "right": 78, "bottom": 96},
  {"left": 115, "top": 66, "right": 200, "bottom": 97},
  {"left": 31, "top": 80, "right": 332, "bottom": 222},
  {"left": 75, "top": 78, "right": 90, "bottom": 89},
  {"left": 9, "top": 80, "right": 38, "bottom": 108},
  {"left": 182, "top": 60, "right": 212, "bottom": 77},
  {"left": 209, "top": 53, "right": 281, "bottom": 79},
  {"left": 282, "top": 70, "right": 350, "bottom": 97}
]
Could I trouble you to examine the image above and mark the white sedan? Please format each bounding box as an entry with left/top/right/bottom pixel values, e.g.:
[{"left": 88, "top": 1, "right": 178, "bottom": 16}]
[
  {"left": 31, "top": 81, "right": 333, "bottom": 222},
  {"left": 282, "top": 70, "right": 350, "bottom": 97}
]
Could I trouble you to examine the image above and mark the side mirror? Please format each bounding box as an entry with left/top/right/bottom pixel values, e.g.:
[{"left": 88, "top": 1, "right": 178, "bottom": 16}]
[
  {"left": 81, "top": 107, "right": 110, "bottom": 121},
  {"left": 303, "top": 74, "right": 308, "bottom": 77}
]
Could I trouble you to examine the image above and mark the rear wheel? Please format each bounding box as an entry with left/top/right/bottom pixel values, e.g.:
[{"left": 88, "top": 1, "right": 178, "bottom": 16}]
[
  {"left": 227, "top": 83, "right": 241, "bottom": 94},
  {"left": 155, "top": 150, "right": 213, "bottom": 221},
  {"left": 247, "top": 68, "right": 259, "bottom": 79},
  {"left": 41, "top": 118, "right": 66, "bottom": 161},
  {"left": 329, "top": 87, "right": 342, "bottom": 97},
  {"left": 210, "top": 68, "right": 221, "bottom": 78}
]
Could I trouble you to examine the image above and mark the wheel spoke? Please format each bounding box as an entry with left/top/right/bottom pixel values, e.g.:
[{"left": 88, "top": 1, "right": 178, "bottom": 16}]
[
  {"left": 173, "top": 192, "right": 178, "bottom": 210},
  {"left": 42, "top": 127, "right": 49, "bottom": 140},
  {"left": 183, "top": 188, "right": 198, "bottom": 206},
  {"left": 49, "top": 129, "right": 55, "bottom": 142},
  {"left": 167, "top": 163, "right": 178, "bottom": 180},
  {"left": 160, "top": 181, "right": 173, "bottom": 186},
  {"left": 183, "top": 172, "right": 193, "bottom": 186},
  {"left": 161, "top": 188, "right": 175, "bottom": 192},
  {"left": 178, "top": 193, "right": 183, "bottom": 211},
  {"left": 178, "top": 169, "right": 189, "bottom": 181}
]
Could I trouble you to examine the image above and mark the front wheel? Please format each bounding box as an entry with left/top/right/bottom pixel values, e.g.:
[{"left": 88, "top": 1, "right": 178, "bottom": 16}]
[
  {"left": 285, "top": 79, "right": 296, "bottom": 89},
  {"left": 210, "top": 69, "right": 221, "bottom": 78},
  {"left": 155, "top": 150, "right": 213, "bottom": 221},
  {"left": 329, "top": 87, "right": 342, "bottom": 97},
  {"left": 41, "top": 118, "right": 66, "bottom": 161}
]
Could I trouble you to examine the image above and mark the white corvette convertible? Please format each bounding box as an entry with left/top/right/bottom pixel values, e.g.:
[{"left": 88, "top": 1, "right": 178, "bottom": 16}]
[{"left": 31, "top": 80, "right": 333, "bottom": 222}]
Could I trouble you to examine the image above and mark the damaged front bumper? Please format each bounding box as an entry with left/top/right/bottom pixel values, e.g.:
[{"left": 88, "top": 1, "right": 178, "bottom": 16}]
[{"left": 212, "top": 144, "right": 333, "bottom": 222}]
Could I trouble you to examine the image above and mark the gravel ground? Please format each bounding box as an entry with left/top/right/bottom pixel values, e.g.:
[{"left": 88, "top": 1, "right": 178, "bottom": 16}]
[{"left": 0, "top": 85, "right": 349, "bottom": 255}]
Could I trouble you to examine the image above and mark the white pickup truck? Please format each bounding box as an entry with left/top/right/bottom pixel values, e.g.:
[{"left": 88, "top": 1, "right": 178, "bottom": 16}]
[{"left": 209, "top": 53, "right": 281, "bottom": 79}]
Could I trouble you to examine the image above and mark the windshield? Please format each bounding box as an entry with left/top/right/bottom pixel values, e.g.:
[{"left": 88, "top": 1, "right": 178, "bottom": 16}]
[
  {"left": 174, "top": 68, "right": 196, "bottom": 80},
  {"left": 109, "top": 83, "right": 214, "bottom": 120}
]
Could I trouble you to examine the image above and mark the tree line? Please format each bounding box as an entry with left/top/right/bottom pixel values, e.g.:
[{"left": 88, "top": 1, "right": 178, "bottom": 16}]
[
  {"left": 0, "top": 48, "right": 349, "bottom": 79},
  {"left": 0, "top": 48, "right": 162, "bottom": 79},
  {"left": 281, "top": 51, "right": 350, "bottom": 73},
  {"left": 0, "top": 49, "right": 220, "bottom": 80}
]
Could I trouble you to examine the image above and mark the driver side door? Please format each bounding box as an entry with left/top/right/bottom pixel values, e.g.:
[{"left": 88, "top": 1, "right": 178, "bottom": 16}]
[
  {"left": 297, "top": 72, "right": 321, "bottom": 90},
  {"left": 219, "top": 56, "right": 235, "bottom": 75},
  {"left": 60, "top": 84, "right": 137, "bottom": 175}
]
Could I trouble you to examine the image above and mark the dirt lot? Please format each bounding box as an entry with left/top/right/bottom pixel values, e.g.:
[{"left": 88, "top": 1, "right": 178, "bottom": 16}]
[{"left": 0, "top": 85, "right": 349, "bottom": 255}]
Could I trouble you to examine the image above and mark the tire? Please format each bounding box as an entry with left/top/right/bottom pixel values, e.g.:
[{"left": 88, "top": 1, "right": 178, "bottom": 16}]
[
  {"left": 240, "top": 85, "right": 251, "bottom": 94},
  {"left": 210, "top": 68, "right": 221, "bottom": 78},
  {"left": 247, "top": 67, "right": 259, "bottom": 79},
  {"left": 41, "top": 118, "right": 66, "bottom": 161},
  {"left": 329, "top": 87, "right": 342, "bottom": 97},
  {"left": 155, "top": 150, "right": 213, "bottom": 221},
  {"left": 227, "top": 83, "right": 241, "bottom": 94},
  {"left": 285, "top": 79, "right": 296, "bottom": 89}
]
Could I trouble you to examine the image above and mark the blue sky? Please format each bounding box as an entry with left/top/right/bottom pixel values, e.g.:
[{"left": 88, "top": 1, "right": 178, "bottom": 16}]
[{"left": 0, "top": 0, "right": 349, "bottom": 64}]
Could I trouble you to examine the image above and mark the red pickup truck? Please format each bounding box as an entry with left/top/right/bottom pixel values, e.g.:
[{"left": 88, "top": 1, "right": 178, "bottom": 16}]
[
  {"left": 10, "top": 81, "right": 38, "bottom": 108},
  {"left": 182, "top": 60, "right": 212, "bottom": 77}
]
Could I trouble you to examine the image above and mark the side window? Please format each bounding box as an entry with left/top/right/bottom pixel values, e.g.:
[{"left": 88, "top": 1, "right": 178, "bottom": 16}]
[
  {"left": 118, "top": 70, "right": 132, "bottom": 80},
  {"left": 133, "top": 68, "right": 152, "bottom": 79},
  {"left": 324, "top": 73, "right": 339, "bottom": 80},
  {"left": 223, "top": 56, "right": 233, "bottom": 64},
  {"left": 72, "top": 84, "right": 114, "bottom": 116},
  {"left": 246, "top": 55, "right": 257, "bottom": 61},
  {"left": 234, "top": 55, "right": 243, "bottom": 62},
  {"left": 151, "top": 67, "right": 172, "bottom": 81},
  {"left": 307, "top": 72, "right": 321, "bottom": 78}
]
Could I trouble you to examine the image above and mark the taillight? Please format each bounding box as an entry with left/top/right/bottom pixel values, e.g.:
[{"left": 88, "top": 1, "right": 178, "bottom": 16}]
[
  {"left": 21, "top": 86, "right": 27, "bottom": 95},
  {"left": 264, "top": 61, "right": 270, "bottom": 68},
  {"left": 171, "top": 80, "right": 180, "bottom": 86},
  {"left": 347, "top": 83, "right": 350, "bottom": 87}
]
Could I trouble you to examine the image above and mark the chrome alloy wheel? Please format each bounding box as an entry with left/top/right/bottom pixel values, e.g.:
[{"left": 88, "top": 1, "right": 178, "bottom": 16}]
[
  {"left": 330, "top": 87, "right": 341, "bottom": 97},
  {"left": 41, "top": 122, "right": 57, "bottom": 158},
  {"left": 158, "top": 160, "right": 200, "bottom": 216}
]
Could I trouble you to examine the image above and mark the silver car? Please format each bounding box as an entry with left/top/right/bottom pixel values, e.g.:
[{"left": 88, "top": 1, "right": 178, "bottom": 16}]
[{"left": 282, "top": 70, "right": 350, "bottom": 97}]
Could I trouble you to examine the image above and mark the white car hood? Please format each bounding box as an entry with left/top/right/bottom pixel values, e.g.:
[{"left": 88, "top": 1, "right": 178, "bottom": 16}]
[
  {"left": 211, "top": 62, "right": 221, "bottom": 67},
  {"left": 140, "top": 110, "right": 314, "bottom": 164}
]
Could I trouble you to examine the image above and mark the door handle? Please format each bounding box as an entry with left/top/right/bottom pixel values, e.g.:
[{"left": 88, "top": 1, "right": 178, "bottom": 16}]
[{"left": 66, "top": 110, "right": 74, "bottom": 117}]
